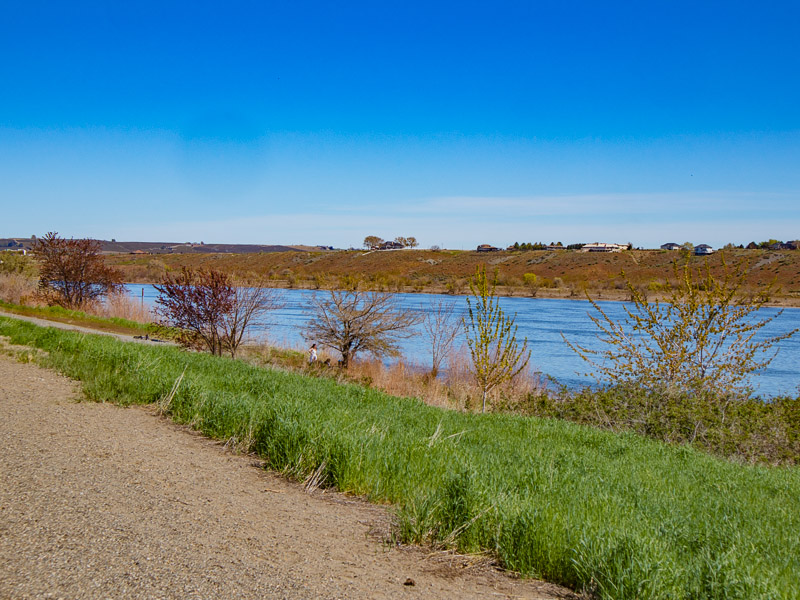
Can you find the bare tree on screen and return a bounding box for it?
[33,232,123,308]
[303,289,422,368]
[463,267,530,412]
[220,280,285,358]
[363,236,384,250]
[155,267,234,355]
[156,268,285,358]
[407,236,419,249]
[421,297,462,377]
[394,236,409,247]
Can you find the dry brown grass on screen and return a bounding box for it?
[106,248,800,306]
[0,273,38,305]
[243,340,546,413]
[96,293,154,323]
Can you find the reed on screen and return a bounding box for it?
[97,292,154,323]
[0,273,38,305]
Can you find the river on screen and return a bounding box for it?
[126,285,800,398]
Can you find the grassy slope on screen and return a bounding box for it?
[107,248,800,303]
[0,300,154,335]
[2,315,798,599]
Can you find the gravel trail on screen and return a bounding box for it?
[0,352,574,599]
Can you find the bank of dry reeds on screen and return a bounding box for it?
[242,343,545,413]
[0,273,38,305]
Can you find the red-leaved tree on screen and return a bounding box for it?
[33,232,124,308]
[155,267,235,355]
[155,267,285,357]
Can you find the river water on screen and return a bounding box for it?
[126,285,800,398]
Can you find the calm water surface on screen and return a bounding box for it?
[127,285,800,397]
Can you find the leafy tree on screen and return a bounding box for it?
[363,236,384,250]
[303,289,422,368]
[463,267,530,412]
[394,236,408,247]
[522,273,540,297]
[32,232,123,308]
[406,236,419,249]
[564,255,798,398]
[0,252,36,276]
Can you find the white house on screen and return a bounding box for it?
[581,242,628,253]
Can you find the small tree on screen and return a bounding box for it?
[33,232,123,308]
[363,236,384,250]
[155,268,284,357]
[463,267,530,412]
[421,297,462,377]
[564,255,798,397]
[155,267,234,355]
[303,289,422,368]
[220,280,285,358]
[407,236,419,249]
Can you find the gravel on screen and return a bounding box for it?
[0,352,575,599]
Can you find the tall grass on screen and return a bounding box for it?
[0,272,37,305]
[243,342,543,413]
[2,315,799,599]
[99,292,154,323]
[0,299,157,335]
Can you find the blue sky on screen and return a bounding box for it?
[1,1,798,249]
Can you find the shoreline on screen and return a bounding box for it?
[123,278,800,309]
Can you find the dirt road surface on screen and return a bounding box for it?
[0,352,575,599]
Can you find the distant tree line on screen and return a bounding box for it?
[509,241,585,250]
[363,236,419,250]
[745,239,799,250]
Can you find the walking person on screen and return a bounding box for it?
[308,343,318,364]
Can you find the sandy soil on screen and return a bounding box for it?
[0,352,577,599]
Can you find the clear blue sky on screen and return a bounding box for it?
[2,0,798,249]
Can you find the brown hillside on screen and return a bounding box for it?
[105,249,800,305]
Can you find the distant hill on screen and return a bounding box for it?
[103,247,800,306]
[0,238,325,254]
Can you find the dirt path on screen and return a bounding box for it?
[0,309,171,346]
[0,353,575,599]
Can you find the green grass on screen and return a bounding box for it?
[2,315,799,599]
[0,300,172,337]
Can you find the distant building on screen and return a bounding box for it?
[378,241,404,250]
[581,242,628,253]
[476,244,500,252]
[694,244,714,255]
[660,243,681,251]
